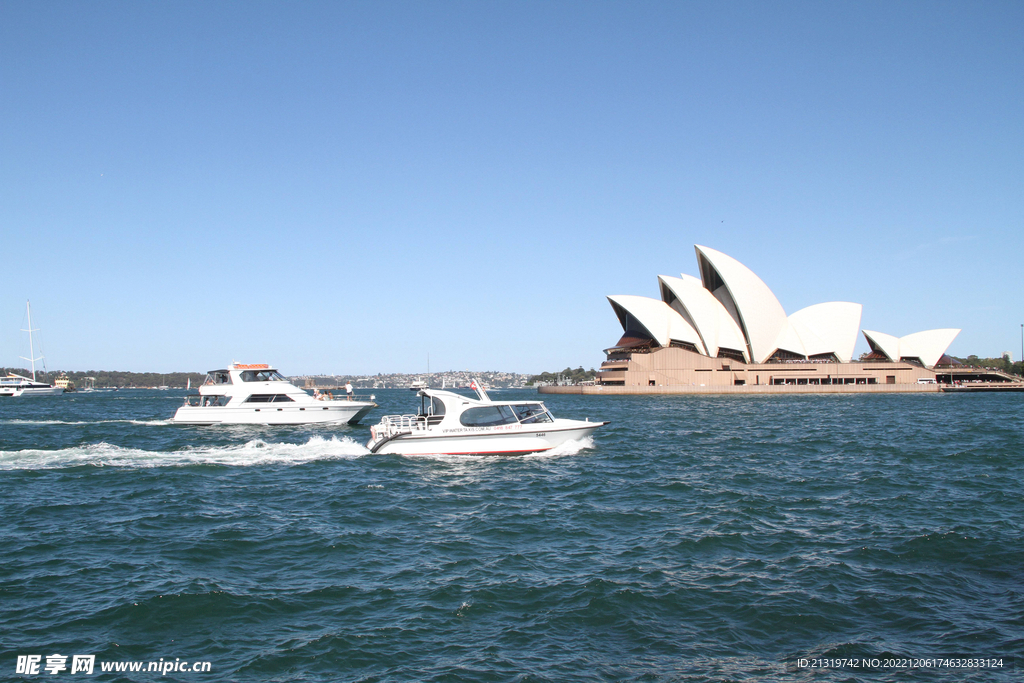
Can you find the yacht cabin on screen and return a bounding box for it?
[171,362,376,425]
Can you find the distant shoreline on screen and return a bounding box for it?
[1,368,531,390]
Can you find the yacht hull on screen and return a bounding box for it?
[369,421,605,456]
[172,401,375,425]
[1,386,64,397]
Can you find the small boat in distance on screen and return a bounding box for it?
[171,362,377,425]
[409,379,428,391]
[366,381,607,455]
[1,301,63,397]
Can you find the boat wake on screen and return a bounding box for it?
[542,435,595,457]
[0,435,370,470]
[3,418,174,426]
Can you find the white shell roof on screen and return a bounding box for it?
[899,329,961,367]
[607,295,702,348]
[862,330,901,361]
[610,246,957,367]
[789,302,863,362]
[695,245,789,363]
[658,274,749,361]
[862,328,960,367]
[771,321,808,358]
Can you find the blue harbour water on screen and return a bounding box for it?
[1,389,1022,681]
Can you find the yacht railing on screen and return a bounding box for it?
[312,392,377,402]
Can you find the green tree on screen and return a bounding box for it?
[527,366,596,385]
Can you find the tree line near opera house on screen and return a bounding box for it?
[585,245,1019,391]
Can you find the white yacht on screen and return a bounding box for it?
[171,363,377,425]
[0,373,64,397]
[2,301,64,397]
[366,383,607,455]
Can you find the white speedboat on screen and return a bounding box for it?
[366,383,607,455]
[171,362,377,425]
[0,373,64,397]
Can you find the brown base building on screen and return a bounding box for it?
[597,345,936,391]
[538,346,1021,395]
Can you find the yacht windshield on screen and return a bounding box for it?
[185,395,230,407]
[240,370,287,382]
[204,371,232,386]
[511,404,553,424]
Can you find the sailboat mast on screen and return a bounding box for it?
[20,300,41,381]
[27,301,35,380]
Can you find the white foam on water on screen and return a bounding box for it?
[536,435,596,457]
[3,419,173,426]
[4,419,99,425]
[0,435,370,470]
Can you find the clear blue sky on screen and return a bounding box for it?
[2,1,1021,374]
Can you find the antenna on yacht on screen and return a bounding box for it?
[470,377,490,402]
[20,300,43,381]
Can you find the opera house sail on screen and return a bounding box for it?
[591,245,964,392]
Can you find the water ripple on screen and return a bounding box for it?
[0,390,1021,681]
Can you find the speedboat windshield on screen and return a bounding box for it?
[460,405,518,427]
[511,403,553,424]
[456,403,555,427]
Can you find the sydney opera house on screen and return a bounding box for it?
[592,246,961,392]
